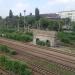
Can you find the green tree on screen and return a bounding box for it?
[29,13,32,16]
[71,22,75,31]
[9,10,13,18]
[35,8,40,20]
[0,16,2,20]
[26,15,35,28]
[20,13,22,17]
[40,18,49,30]
[19,13,24,27]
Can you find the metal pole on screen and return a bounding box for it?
[17,16,20,32]
[39,20,40,29]
[24,10,26,32]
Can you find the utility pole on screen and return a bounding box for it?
[17,16,20,32]
[39,20,40,29]
[58,21,60,32]
[24,10,26,32]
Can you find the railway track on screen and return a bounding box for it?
[12,55,56,75]
[12,51,75,75]
[0,38,75,75]
[0,38,75,68]
[1,37,75,57]
[0,67,14,75]
[0,68,9,75]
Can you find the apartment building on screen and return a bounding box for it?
[58,10,75,21]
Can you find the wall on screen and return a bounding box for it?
[32,29,57,47]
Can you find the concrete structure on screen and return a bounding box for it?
[40,13,60,20]
[32,29,57,47]
[58,10,75,21]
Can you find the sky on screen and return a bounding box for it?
[0,0,75,18]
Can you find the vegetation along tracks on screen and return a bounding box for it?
[0,37,75,57]
[0,38,75,68]
[0,38,75,75]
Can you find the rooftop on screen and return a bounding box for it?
[40,13,60,19]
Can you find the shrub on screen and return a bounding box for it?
[0,56,32,75]
[36,39,46,46]
[0,45,17,55]
[3,32,33,42]
[36,39,51,47]
[57,32,75,44]
[46,40,50,47]
[10,51,17,55]
[36,38,39,43]
[25,32,33,36]
[61,38,70,43]
[39,41,45,46]
[0,45,10,53]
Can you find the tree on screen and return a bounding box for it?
[63,18,71,25]
[71,22,75,31]
[35,8,40,20]
[9,10,13,18]
[40,18,49,30]
[19,13,24,27]
[25,15,35,28]
[0,16,4,29]
[20,13,22,17]
[0,16,2,20]
[58,20,64,31]
[29,13,32,16]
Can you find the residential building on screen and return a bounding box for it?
[58,10,75,21]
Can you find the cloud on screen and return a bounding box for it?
[0,0,75,17]
[11,1,32,15]
[47,0,75,12]
[15,2,29,11]
[48,0,75,5]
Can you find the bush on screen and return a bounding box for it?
[39,41,45,46]
[10,51,17,55]
[57,32,75,44]
[46,40,50,47]
[0,29,15,33]
[61,38,70,43]
[25,32,33,36]
[0,45,10,53]
[36,39,46,46]
[36,38,39,43]
[0,45,17,55]
[4,32,33,42]
[36,39,51,47]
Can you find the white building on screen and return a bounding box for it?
[58,10,75,21]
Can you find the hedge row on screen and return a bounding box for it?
[0,32,33,42]
[0,56,32,75]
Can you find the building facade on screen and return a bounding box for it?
[58,10,75,21]
[40,13,60,20]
